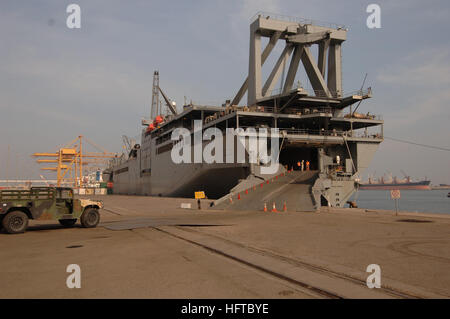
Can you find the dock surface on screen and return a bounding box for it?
[0,195,449,298]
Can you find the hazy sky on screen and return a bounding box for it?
[0,0,449,184]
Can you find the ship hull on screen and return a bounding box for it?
[105,105,383,208]
[107,144,251,199]
[359,181,431,190]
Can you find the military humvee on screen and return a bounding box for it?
[0,187,103,234]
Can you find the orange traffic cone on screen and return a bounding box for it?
[263,203,267,212]
[271,202,278,213]
[245,189,249,195]
[283,201,287,212]
[238,193,241,200]
[260,183,263,188]
[266,180,269,184]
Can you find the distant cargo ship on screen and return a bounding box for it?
[359,175,431,190]
[431,184,450,190]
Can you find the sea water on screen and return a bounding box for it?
[348,190,450,214]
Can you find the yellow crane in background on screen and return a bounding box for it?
[32,135,117,187]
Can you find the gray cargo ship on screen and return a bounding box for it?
[104,13,384,210]
[359,175,431,190]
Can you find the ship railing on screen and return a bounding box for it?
[265,86,304,97]
[238,127,384,140]
[203,105,277,125]
[200,102,378,124]
[233,105,276,113]
[336,113,383,121]
[349,131,383,139]
[238,127,343,137]
[265,86,340,99]
[244,105,276,113]
[344,87,372,97]
[251,11,346,30]
[236,105,332,115]
[282,106,333,115]
[266,86,371,100]
[279,128,344,137]
[315,90,339,98]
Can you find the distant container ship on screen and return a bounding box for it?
[359,174,431,190]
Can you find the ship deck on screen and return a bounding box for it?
[150,104,384,145]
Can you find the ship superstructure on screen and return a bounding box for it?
[105,13,384,210]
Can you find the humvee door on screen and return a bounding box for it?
[55,188,74,216]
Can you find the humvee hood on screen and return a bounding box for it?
[79,199,103,209]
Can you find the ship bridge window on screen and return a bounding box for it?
[156,133,172,145]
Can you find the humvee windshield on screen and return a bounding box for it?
[57,188,73,199]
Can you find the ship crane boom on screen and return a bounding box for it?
[159,87,177,115]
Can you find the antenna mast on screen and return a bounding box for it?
[151,71,160,119]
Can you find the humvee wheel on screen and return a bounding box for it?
[2,211,29,234]
[59,219,77,227]
[80,208,100,228]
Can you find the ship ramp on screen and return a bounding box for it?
[212,170,318,212]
